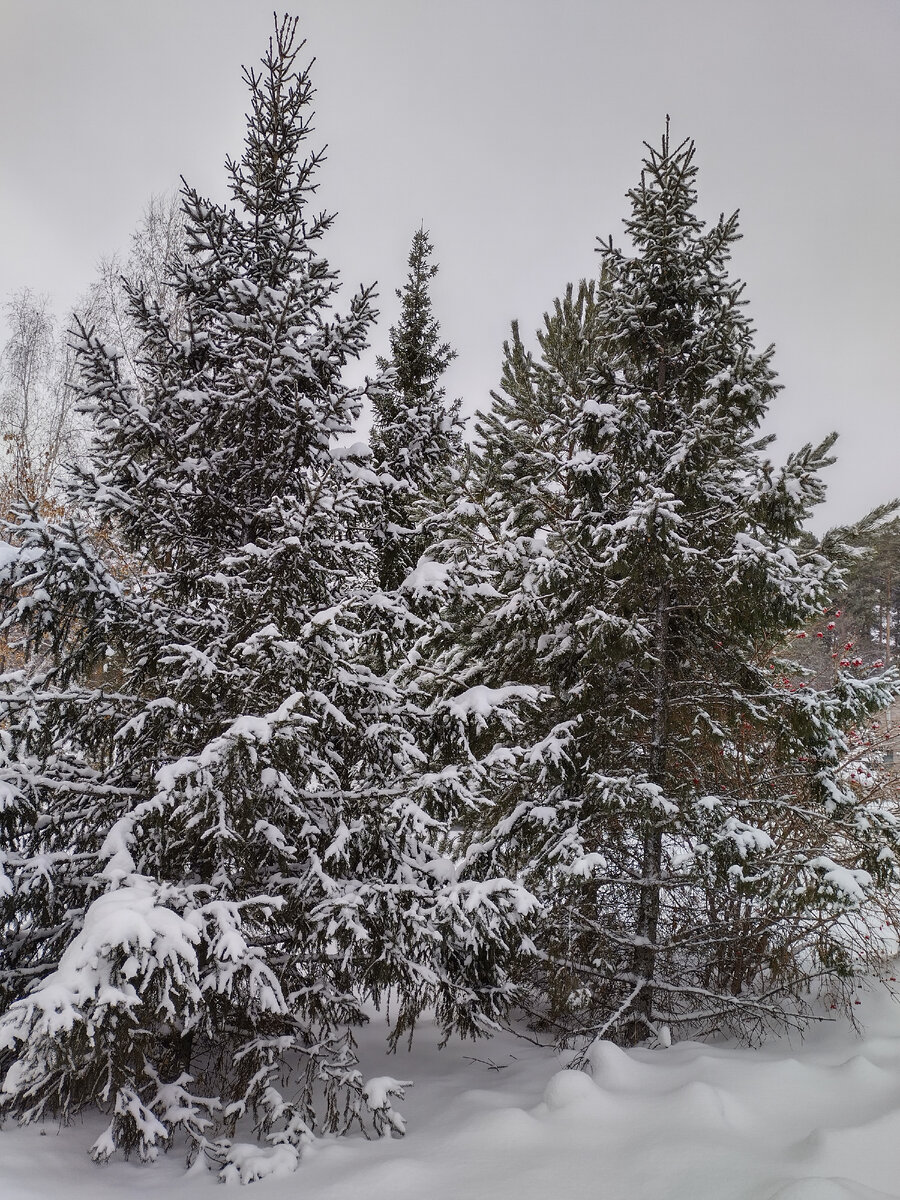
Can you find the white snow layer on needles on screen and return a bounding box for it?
[0,880,200,1051]
[399,556,451,596]
[6,980,900,1197]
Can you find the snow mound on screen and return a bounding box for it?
[6,985,900,1198]
[586,1036,651,1089]
[542,1069,597,1111]
[219,1143,300,1185]
[766,1179,897,1200]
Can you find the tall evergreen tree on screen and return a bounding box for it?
[840,522,900,661]
[371,227,461,593]
[0,20,531,1178]
[421,129,900,1047]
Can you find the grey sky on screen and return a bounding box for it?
[1,0,898,531]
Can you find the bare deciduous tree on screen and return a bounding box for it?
[81,191,186,383]
[0,289,83,515]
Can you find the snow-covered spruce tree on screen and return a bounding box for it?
[420,129,900,1047]
[371,227,462,595]
[0,19,533,1179]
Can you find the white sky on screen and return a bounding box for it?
[1,0,898,531]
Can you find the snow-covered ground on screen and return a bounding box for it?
[5,978,900,1199]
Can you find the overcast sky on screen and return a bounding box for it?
[1,0,898,530]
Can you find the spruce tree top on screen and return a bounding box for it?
[377,227,456,409]
[73,15,377,573]
[371,226,461,591]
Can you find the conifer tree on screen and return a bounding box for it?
[0,19,531,1178]
[372,227,461,593]
[840,522,900,661]
[422,129,900,1047]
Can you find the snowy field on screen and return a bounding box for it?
[5,978,900,1200]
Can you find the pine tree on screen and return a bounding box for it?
[423,128,900,1048]
[839,522,900,661]
[0,19,531,1178]
[371,227,461,594]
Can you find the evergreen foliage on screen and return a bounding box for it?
[371,227,461,593]
[420,128,900,1047]
[840,522,900,661]
[2,16,900,1178]
[0,19,532,1177]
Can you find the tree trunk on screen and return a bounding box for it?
[627,579,669,1043]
